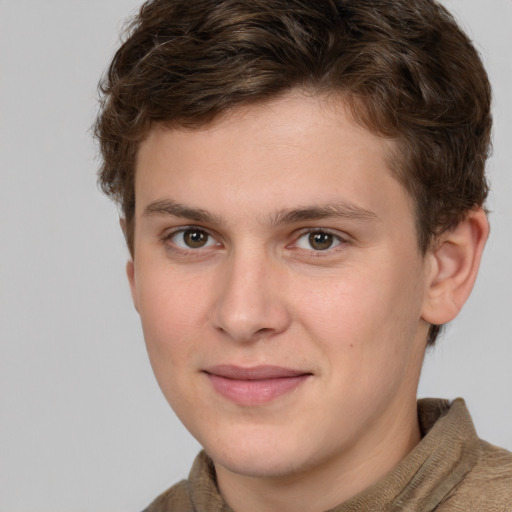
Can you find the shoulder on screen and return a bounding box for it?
[141,479,193,512]
[437,439,512,511]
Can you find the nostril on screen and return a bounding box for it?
[255,327,273,335]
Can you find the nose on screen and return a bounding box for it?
[210,248,291,343]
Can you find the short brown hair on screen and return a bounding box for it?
[95,0,492,344]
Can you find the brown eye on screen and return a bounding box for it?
[168,228,216,250]
[165,227,219,253]
[182,229,209,248]
[308,232,334,250]
[294,230,343,252]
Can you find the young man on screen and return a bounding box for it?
[95,0,512,510]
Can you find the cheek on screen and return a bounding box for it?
[293,259,425,353]
[135,267,207,376]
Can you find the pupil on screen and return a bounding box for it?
[309,232,333,250]
[184,229,207,248]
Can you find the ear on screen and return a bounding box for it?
[421,207,489,326]
[120,218,140,313]
[126,259,139,313]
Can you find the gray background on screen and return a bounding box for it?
[0,0,510,510]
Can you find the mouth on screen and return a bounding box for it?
[203,365,312,406]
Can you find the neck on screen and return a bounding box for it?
[215,396,421,512]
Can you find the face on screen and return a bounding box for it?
[129,92,432,483]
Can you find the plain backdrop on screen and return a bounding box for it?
[0,0,511,511]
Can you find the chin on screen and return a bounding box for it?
[202,429,319,480]
[214,451,305,479]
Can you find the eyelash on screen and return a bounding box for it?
[292,229,347,253]
[161,227,220,253]
[160,226,348,255]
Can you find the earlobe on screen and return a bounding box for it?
[421,208,489,326]
[126,260,139,313]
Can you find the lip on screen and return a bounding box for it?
[204,365,312,405]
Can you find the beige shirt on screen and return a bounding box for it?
[143,398,512,511]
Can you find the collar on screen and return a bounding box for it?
[186,398,481,512]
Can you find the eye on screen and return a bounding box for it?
[167,228,218,250]
[294,230,343,251]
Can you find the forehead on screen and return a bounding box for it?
[134,91,411,226]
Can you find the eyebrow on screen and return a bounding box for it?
[143,198,377,226]
[269,201,378,226]
[143,199,225,225]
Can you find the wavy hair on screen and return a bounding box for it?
[95,0,492,344]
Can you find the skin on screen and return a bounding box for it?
[127,91,489,512]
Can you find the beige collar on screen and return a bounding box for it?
[187,399,480,512]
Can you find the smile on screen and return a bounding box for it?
[204,365,312,406]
